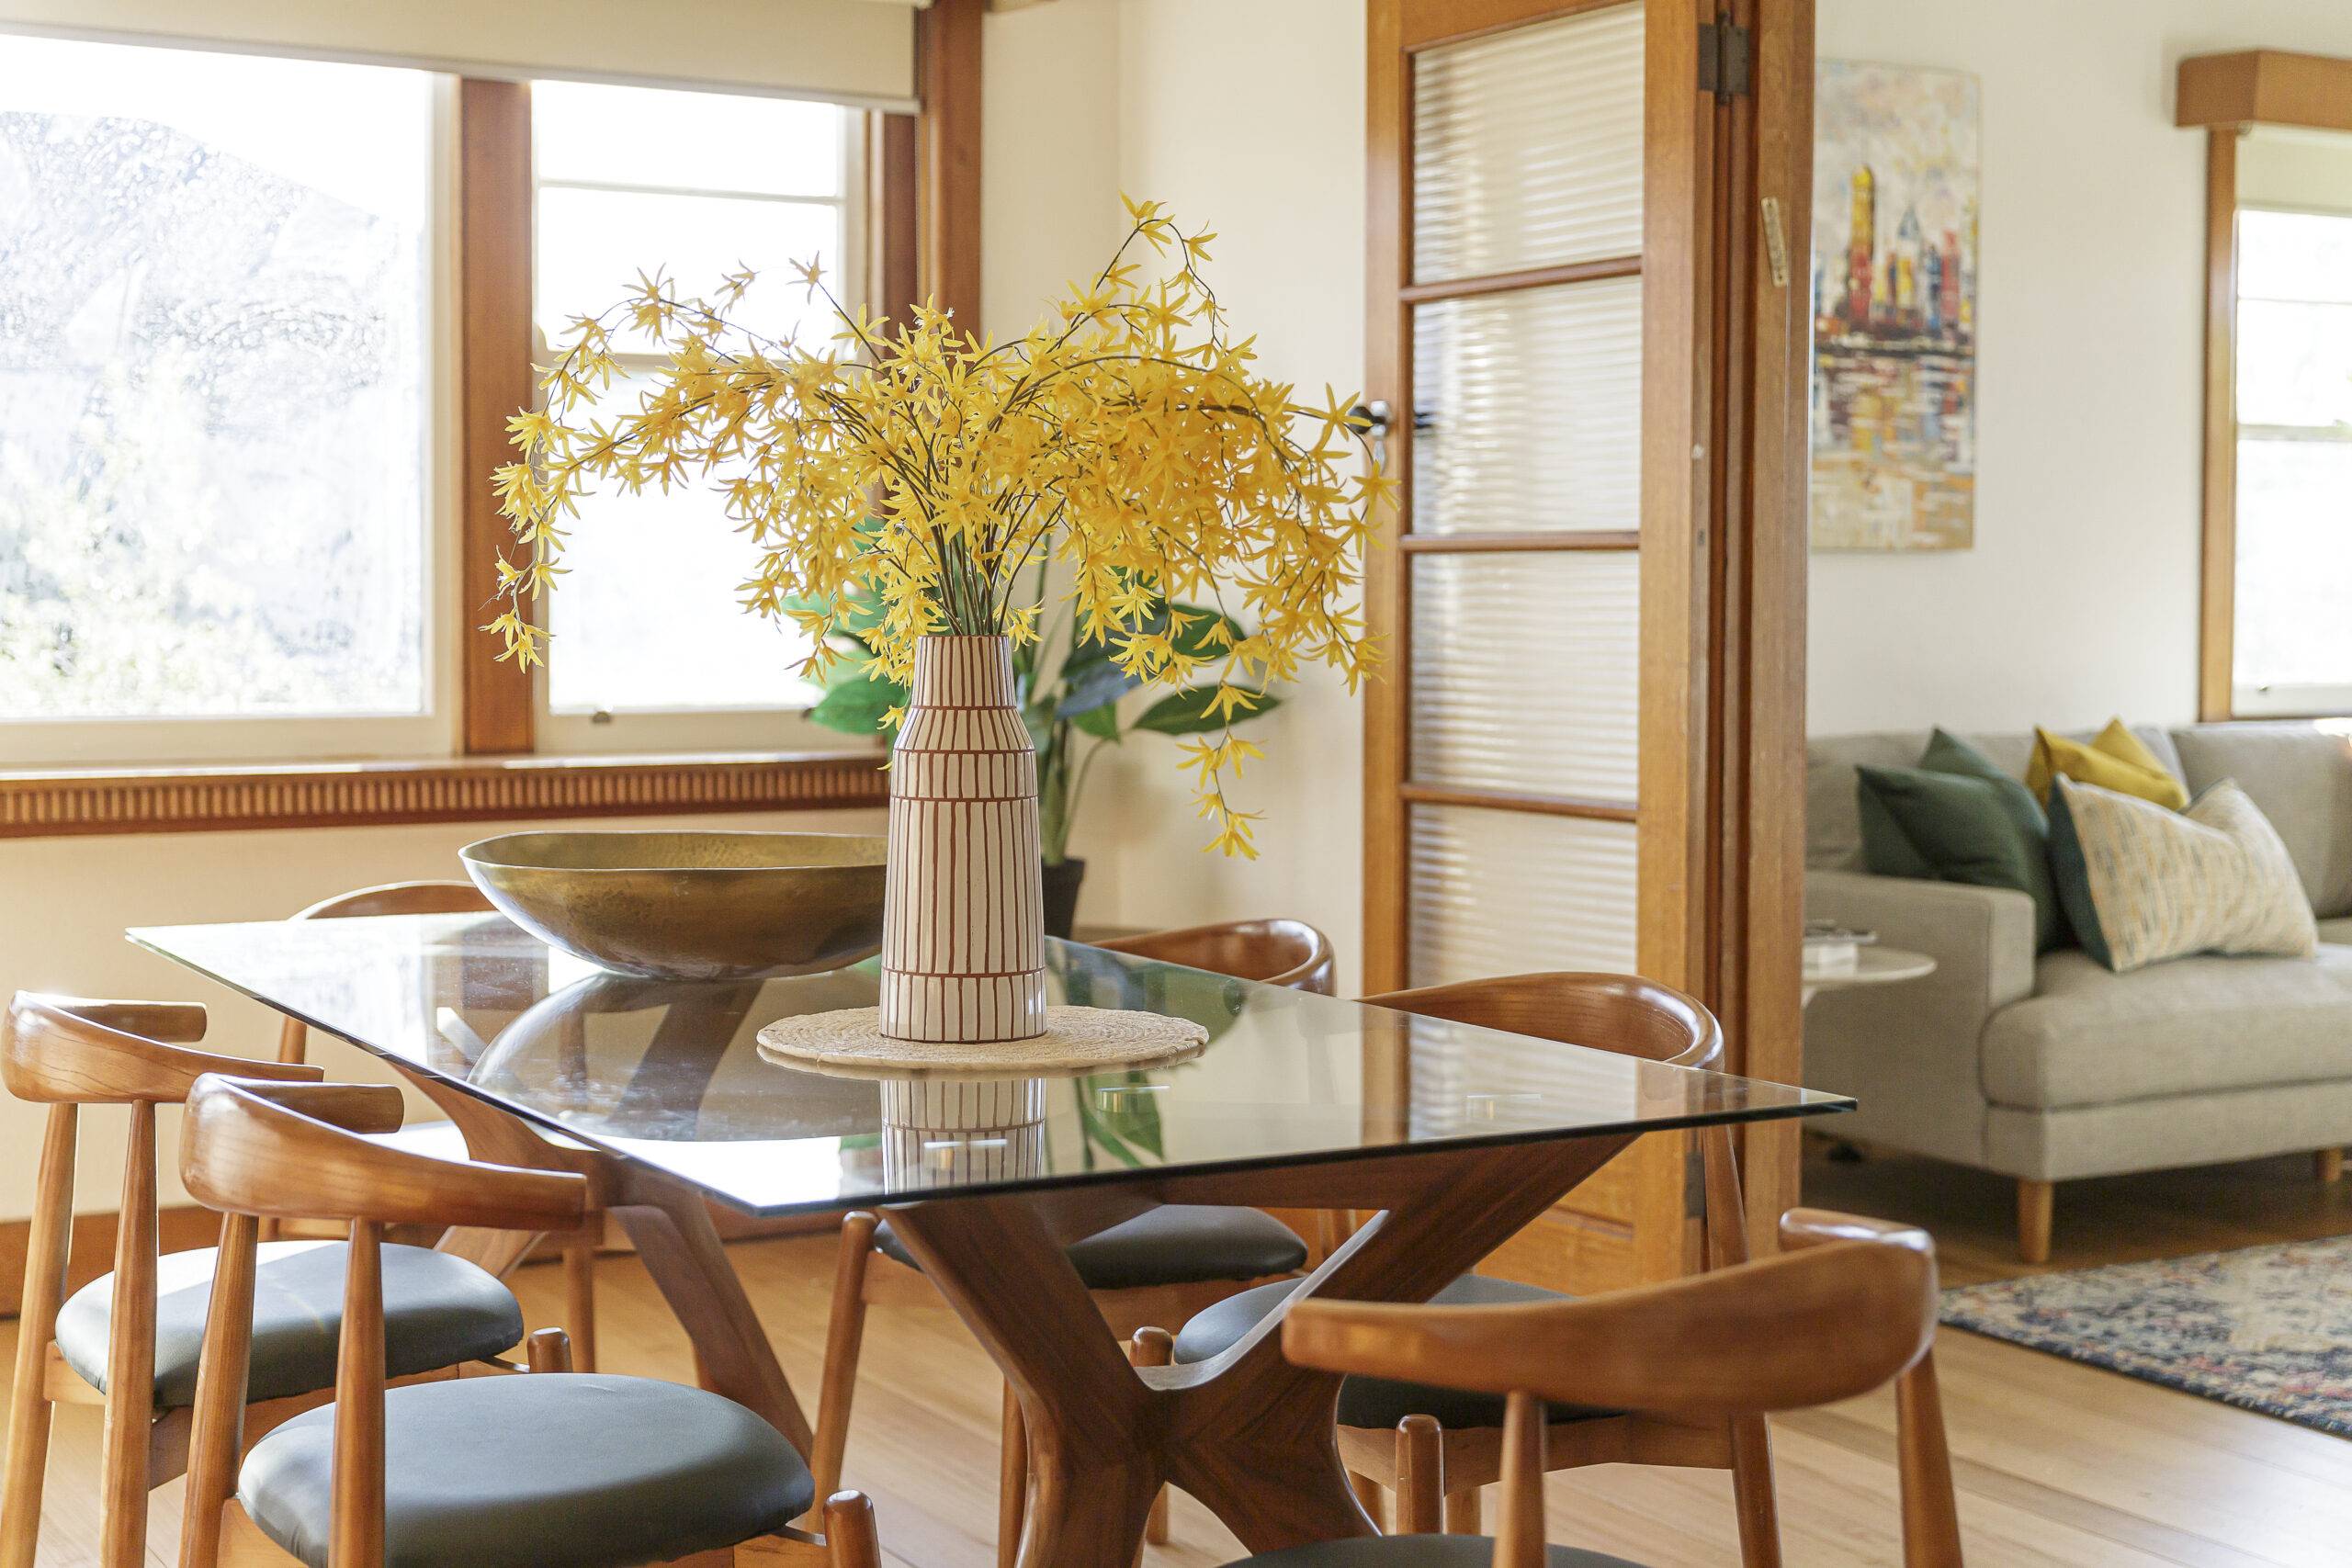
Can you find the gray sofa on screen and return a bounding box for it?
[1804,720,2352,1260]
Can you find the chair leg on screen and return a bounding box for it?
[6,1106,74,1568]
[1348,1472,1385,1534]
[997,1382,1027,1568]
[563,1237,599,1373]
[2016,1179,2054,1265]
[806,1214,876,1529]
[1442,1488,1482,1535]
[1128,1329,1172,1546]
[1728,1413,1783,1567]
[823,1492,884,1568]
[2318,1147,2344,1184]
[1393,1415,1444,1535]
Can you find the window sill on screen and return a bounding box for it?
[0,749,888,840]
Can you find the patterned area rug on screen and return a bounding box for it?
[1940,1236,2352,1438]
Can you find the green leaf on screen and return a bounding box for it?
[1057,645,1142,717]
[806,669,906,735]
[1133,686,1282,736]
[1069,702,1123,741]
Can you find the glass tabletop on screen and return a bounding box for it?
[132,916,1851,1215]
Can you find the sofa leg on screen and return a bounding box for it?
[2017,1179,2053,1264]
[2319,1148,2345,1184]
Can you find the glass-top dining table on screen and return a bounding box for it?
[133,914,1851,1567]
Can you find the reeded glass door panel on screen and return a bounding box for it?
[1409,553,1637,801]
[1411,277,1642,535]
[1407,805,1638,987]
[1411,2,1645,284]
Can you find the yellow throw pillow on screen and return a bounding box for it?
[2025,719,2188,810]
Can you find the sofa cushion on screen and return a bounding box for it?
[1856,757,2064,951]
[2170,723,2352,919]
[1981,945,2352,1110]
[2322,916,2352,947]
[1808,727,2184,871]
[2048,778,2316,972]
[2026,719,2189,809]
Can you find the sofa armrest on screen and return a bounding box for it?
[1801,870,2039,1167]
[1807,870,2037,1019]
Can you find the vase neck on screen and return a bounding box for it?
[909,634,1017,706]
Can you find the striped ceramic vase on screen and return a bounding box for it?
[878,635,1049,1042]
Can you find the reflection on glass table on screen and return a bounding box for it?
[131,917,1849,1217]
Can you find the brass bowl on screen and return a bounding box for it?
[459,830,888,982]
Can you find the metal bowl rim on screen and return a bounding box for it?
[458,829,889,874]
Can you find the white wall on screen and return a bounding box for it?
[1806,0,2352,737]
[977,0,1373,981]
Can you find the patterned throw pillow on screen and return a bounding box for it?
[2047,776,2317,973]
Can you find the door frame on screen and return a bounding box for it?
[1361,0,1814,1265]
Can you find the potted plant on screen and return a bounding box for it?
[490,199,1385,1041]
[794,573,1283,937]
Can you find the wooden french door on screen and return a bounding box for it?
[1363,0,1814,1291]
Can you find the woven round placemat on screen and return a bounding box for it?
[755,1004,1208,1077]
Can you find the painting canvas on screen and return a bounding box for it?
[1811,62,1979,551]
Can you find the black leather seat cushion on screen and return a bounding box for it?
[240,1372,813,1568]
[56,1241,523,1409]
[876,1203,1307,1291]
[1174,1274,1623,1431]
[1227,1536,1642,1566]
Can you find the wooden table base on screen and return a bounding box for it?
[884,1136,1633,1568]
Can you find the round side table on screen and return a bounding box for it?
[1801,945,1935,1007]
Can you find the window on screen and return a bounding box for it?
[2231,206,2352,717]
[0,33,447,763]
[529,81,859,753]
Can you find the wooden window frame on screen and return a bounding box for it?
[2180,51,2352,722]
[0,9,986,838]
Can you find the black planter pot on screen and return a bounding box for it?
[1041,856,1087,940]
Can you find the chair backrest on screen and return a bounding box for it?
[1283,1210,1962,1568]
[1359,971,1721,1070]
[276,881,495,1067]
[1094,918,1337,995]
[1,994,326,1538]
[1362,973,1743,1268]
[177,1074,588,1565]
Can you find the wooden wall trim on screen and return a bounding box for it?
[1360,0,1413,994]
[2199,128,2240,723]
[870,110,921,321]
[1726,0,1815,1259]
[457,79,540,757]
[2177,50,2352,134]
[915,0,984,329]
[0,751,886,840]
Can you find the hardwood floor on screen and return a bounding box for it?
[4,1194,2348,1567]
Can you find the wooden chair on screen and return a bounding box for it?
[1093,918,1337,994]
[174,1072,884,1568]
[267,879,611,1369]
[0,996,529,1568]
[810,918,1339,1568]
[1219,1209,1962,1567]
[1167,973,1781,1562]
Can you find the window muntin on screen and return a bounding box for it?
[2233,207,2352,716]
[0,33,445,761]
[527,82,855,748]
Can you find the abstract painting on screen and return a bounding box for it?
[1811,61,1979,551]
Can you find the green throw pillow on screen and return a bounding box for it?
[1855,729,2065,950]
[2048,776,2316,973]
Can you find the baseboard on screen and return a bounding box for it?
[0,1205,222,1319]
[0,1202,841,1319]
